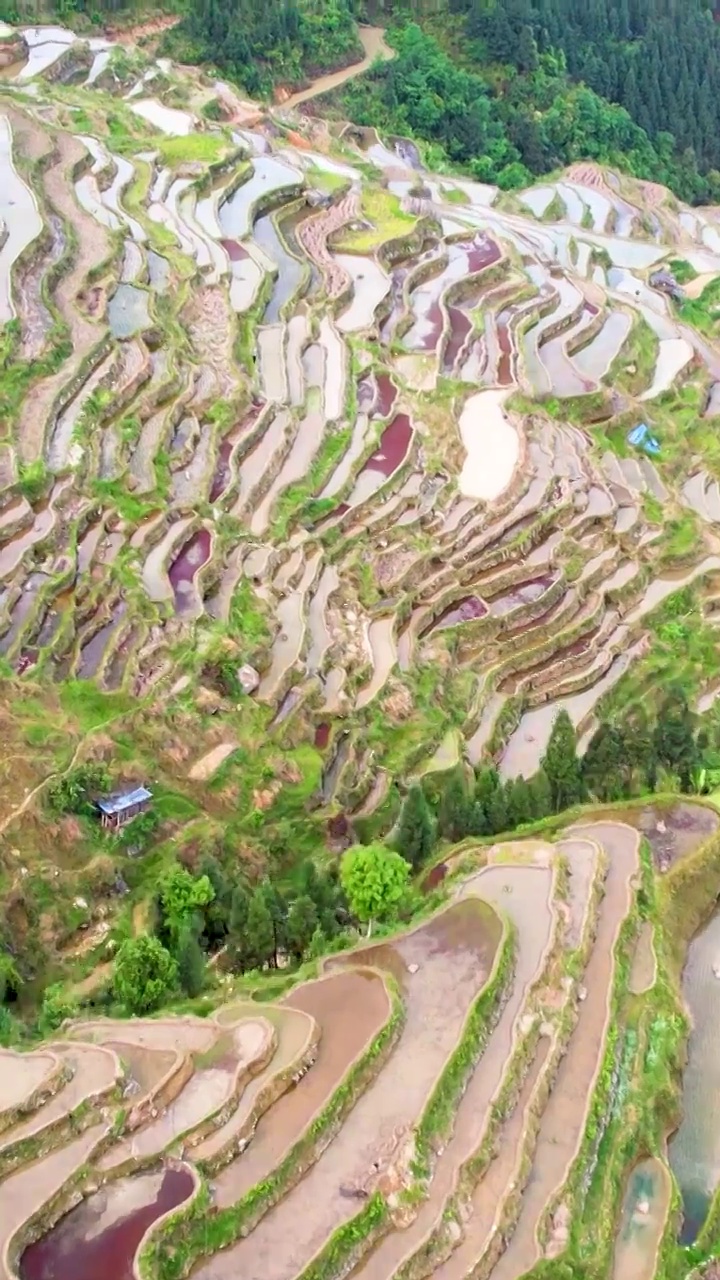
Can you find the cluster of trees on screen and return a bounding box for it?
[392,690,705,874]
[394,761,555,869]
[0,0,128,18]
[338,20,720,201]
[467,0,720,200]
[163,0,361,97]
[112,855,347,1015]
[47,762,111,816]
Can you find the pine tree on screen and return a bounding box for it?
[528,769,552,819]
[487,784,508,835]
[176,927,206,998]
[438,767,470,842]
[198,853,230,948]
[395,783,435,868]
[541,710,585,812]
[475,766,501,810]
[243,890,275,971]
[466,800,489,837]
[286,895,319,961]
[506,777,533,828]
[517,24,539,72]
[261,883,288,966]
[582,722,626,802]
[227,885,250,971]
[653,692,697,783]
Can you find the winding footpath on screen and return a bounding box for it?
[280,27,392,110]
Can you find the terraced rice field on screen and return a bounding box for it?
[2,24,720,777]
[2,807,717,1280]
[4,27,720,1280]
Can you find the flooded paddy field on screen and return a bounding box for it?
[670,907,720,1241]
[19,1165,195,1280]
[3,37,720,1280]
[192,901,502,1280]
[0,55,716,750]
[1,801,718,1280]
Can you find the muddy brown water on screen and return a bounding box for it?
[169,530,212,614]
[352,867,554,1280]
[101,1021,272,1172]
[105,1043,176,1100]
[431,596,487,630]
[489,823,639,1280]
[443,306,473,373]
[372,374,397,420]
[618,802,718,873]
[77,604,126,679]
[211,970,389,1207]
[19,1166,194,1280]
[194,902,501,1280]
[209,404,263,502]
[432,1038,552,1280]
[2,1123,108,1277]
[195,1004,313,1165]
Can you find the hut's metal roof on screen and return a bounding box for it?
[97,786,152,816]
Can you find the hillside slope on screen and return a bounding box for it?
[3,26,720,1280]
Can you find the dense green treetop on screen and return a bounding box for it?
[340,842,410,927]
[113,935,178,1016]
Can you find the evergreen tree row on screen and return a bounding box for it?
[393,689,702,870]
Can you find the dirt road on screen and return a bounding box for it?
[281,26,392,111]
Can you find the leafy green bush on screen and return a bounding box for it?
[47,762,112,816]
[113,935,177,1015]
[38,983,78,1036]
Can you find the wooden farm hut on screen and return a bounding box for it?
[97,786,152,831]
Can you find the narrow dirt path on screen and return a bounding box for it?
[281,27,392,110]
[0,704,136,838]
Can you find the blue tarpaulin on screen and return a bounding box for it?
[627,423,661,456]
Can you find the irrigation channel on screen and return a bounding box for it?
[2,804,720,1280]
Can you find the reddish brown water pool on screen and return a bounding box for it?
[364,413,412,478]
[496,311,513,385]
[19,1166,194,1280]
[220,239,248,263]
[209,403,264,502]
[489,576,555,617]
[432,595,487,630]
[168,530,212,613]
[444,306,473,373]
[212,969,389,1207]
[421,861,448,892]
[371,374,398,421]
[314,722,330,749]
